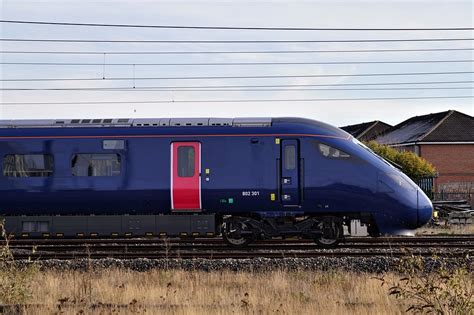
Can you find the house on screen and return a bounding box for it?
[340,120,392,142]
[375,110,474,190]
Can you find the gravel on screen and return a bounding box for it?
[13,256,473,273]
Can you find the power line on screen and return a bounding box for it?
[1,95,472,106]
[1,20,473,31]
[1,48,474,55]
[1,37,474,43]
[2,80,473,91]
[2,59,473,66]
[2,87,472,92]
[1,71,473,82]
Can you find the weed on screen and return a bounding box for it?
[0,221,37,306]
[378,255,473,314]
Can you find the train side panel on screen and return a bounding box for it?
[0,134,282,215]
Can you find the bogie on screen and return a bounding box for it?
[220,215,345,247]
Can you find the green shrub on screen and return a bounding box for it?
[365,141,436,179]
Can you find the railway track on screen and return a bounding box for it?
[6,243,474,252]
[5,236,472,260]
[10,250,472,260]
[3,235,473,246]
[6,239,474,252]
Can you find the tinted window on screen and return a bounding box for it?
[284,145,296,170]
[177,146,195,177]
[3,154,54,177]
[319,143,350,158]
[72,154,121,176]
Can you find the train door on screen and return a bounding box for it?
[280,139,301,206]
[170,142,202,211]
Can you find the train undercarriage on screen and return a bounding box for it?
[0,213,375,247]
[220,214,377,247]
[221,215,345,247]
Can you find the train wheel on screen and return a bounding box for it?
[222,218,254,247]
[314,217,343,248]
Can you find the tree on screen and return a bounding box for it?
[365,141,436,179]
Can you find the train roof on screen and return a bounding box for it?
[0,117,351,139]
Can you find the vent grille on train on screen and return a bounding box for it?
[0,118,272,128]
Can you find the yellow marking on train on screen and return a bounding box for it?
[275,138,280,144]
[270,193,276,201]
[205,168,210,174]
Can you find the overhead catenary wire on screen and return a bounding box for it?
[1,71,473,82]
[1,48,474,55]
[1,95,472,106]
[2,20,472,109]
[2,80,474,91]
[2,37,474,43]
[2,87,472,92]
[2,59,474,66]
[1,20,473,31]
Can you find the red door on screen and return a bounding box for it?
[171,142,201,211]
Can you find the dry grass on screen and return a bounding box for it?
[416,224,474,235]
[6,269,408,314]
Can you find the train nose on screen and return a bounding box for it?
[417,189,433,227]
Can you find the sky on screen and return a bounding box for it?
[0,0,472,127]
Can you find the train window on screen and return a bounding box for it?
[318,144,350,158]
[103,140,125,150]
[177,146,195,177]
[3,154,54,177]
[284,145,296,170]
[71,154,121,176]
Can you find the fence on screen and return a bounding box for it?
[415,177,434,199]
[414,177,473,206]
[436,182,474,208]
[433,192,473,204]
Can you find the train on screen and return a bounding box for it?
[0,117,433,246]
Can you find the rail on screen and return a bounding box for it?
[4,236,472,260]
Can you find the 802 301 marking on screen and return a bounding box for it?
[242,191,260,197]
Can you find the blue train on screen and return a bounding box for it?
[0,117,432,246]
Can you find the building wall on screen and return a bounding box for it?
[396,145,416,153]
[419,144,474,188]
